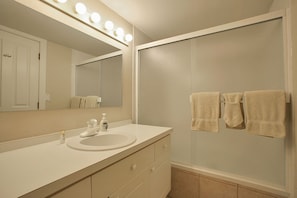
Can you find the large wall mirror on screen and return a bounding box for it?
[0,0,123,111]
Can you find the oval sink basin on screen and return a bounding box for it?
[67,133,136,151]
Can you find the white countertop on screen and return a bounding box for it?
[0,124,172,198]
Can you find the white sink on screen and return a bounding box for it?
[67,133,136,151]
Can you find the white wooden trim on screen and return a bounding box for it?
[136,10,285,50]
[76,50,122,66]
[284,7,295,198]
[0,25,47,110]
[38,40,47,110]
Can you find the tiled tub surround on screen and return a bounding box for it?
[168,166,288,198]
[0,124,172,198]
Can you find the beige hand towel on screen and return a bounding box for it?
[70,96,82,109]
[191,92,220,132]
[244,90,286,138]
[223,92,245,129]
[85,96,99,108]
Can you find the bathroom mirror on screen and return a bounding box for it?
[0,0,123,111]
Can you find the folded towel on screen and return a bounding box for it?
[223,92,245,129]
[85,96,99,108]
[244,90,286,138]
[70,96,82,109]
[191,92,220,132]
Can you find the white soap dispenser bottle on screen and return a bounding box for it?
[99,113,108,132]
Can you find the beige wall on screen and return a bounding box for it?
[46,41,72,110]
[0,0,134,142]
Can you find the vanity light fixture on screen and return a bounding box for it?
[125,34,133,42]
[104,20,114,31]
[75,2,87,15]
[44,0,133,45]
[90,12,101,23]
[54,0,67,3]
[115,27,124,38]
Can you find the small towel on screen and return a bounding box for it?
[191,92,220,132]
[223,92,245,129]
[85,96,99,108]
[80,97,86,108]
[70,96,82,109]
[244,90,286,138]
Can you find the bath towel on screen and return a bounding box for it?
[223,92,245,129]
[70,96,82,109]
[244,90,286,138]
[85,96,99,108]
[191,92,220,132]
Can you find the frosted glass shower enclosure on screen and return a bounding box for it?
[136,11,290,189]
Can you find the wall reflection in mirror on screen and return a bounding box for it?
[0,0,123,112]
[73,52,122,108]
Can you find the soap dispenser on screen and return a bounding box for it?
[99,113,108,132]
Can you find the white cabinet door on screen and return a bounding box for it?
[150,136,171,198]
[0,30,39,111]
[150,162,171,198]
[111,170,150,198]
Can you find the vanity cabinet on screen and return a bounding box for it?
[92,135,171,198]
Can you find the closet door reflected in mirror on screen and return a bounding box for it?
[0,30,40,111]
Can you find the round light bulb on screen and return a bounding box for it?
[104,20,114,31]
[55,0,67,3]
[115,27,124,38]
[125,34,133,42]
[75,2,87,15]
[90,12,101,23]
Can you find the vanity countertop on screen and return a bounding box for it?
[0,124,172,198]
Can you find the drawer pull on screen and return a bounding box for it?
[131,164,137,171]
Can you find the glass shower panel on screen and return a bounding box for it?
[138,40,193,164]
[190,18,285,187]
[138,17,286,187]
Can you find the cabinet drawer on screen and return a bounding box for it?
[92,144,154,198]
[155,135,170,165]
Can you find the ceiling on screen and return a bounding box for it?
[100,0,274,41]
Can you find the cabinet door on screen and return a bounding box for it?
[150,162,171,198]
[111,170,150,198]
[49,177,91,198]
[150,135,171,198]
